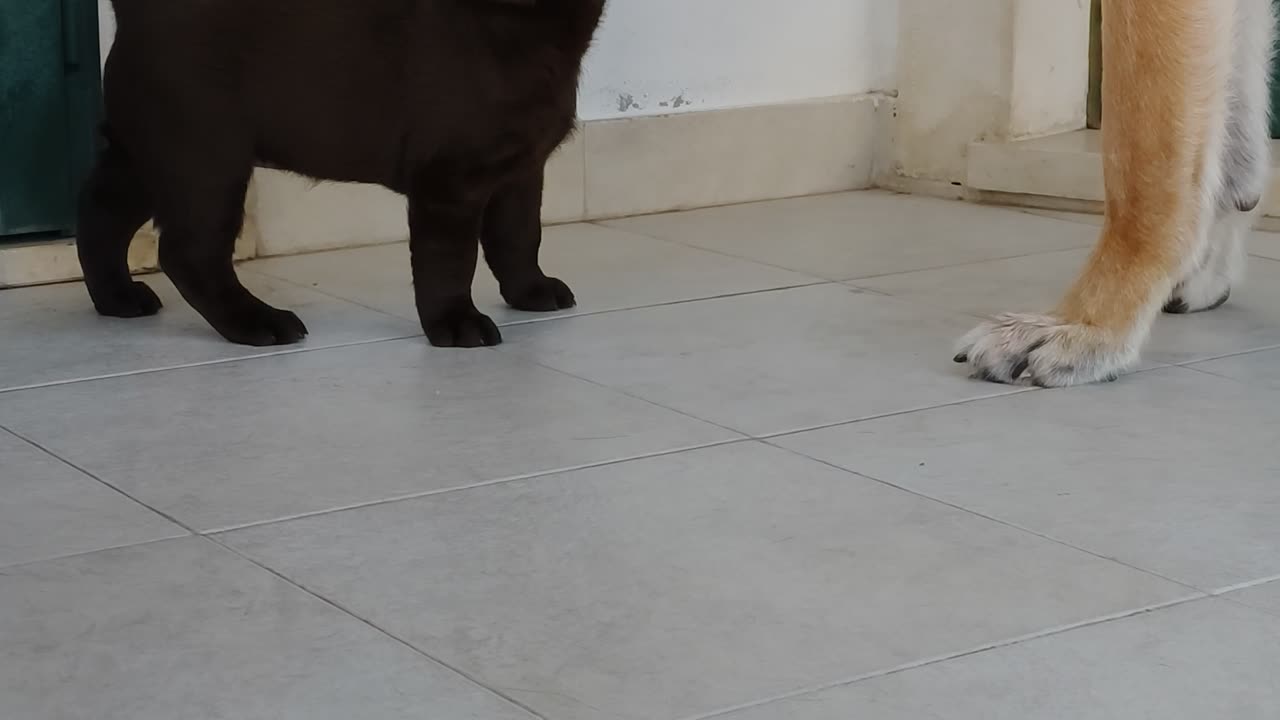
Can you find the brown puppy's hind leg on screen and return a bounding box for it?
[154,167,308,347]
[77,139,162,318]
[957,0,1238,386]
[481,169,576,313]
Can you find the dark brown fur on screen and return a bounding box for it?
[80,0,605,347]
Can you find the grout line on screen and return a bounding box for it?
[496,281,835,329]
[0,533,188,574]
[583,187,874,225]
[591,202,1095,288]
[207,437,751,535]
[0,425,198,534]
[840,245,1092,285]
[203,536,551,720]
[756,360,1177,443]
[1207,572,1280,597]
[587,185,1092,228]
[239,263,423,323]
[756,387,1040,441]
[1177,364,1245,383]
[582,220,837,283]
[1013,208,1103,227]
[492,346,755,437]
[0,333,422,396]
[763,440,1205,595]
[1175,344,1280,373]
[683,594,1207,720]
[0,282,836,397]
[1216,577,1280,621]
[245,219,836,323]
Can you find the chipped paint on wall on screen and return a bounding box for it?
[578,0,897,120]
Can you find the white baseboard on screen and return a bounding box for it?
[250,93,889,257]
[0,93,888,287]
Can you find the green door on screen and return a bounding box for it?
[1271,0,1280,138]
[0,0,102,240]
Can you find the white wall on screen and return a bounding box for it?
[579,0,897,120]
[889,0,1089,185]
[98,1,898,119]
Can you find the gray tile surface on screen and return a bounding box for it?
[776,368,1280,590]
[0,340,734,531]
[247,223,819,325]
[0,537,538,720]
[0,271,416,392]
[502,284,1019,436]
[0,430,185,568]
[1251,230,1280,260]
[222,443,1189,720]
[1189,347,1280,388]
[604,191,1096,280]
[2,191,1274,720]
[720,598,1280,720]
[1228,580,1280,618]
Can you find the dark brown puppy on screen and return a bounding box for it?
[79,0,605,347]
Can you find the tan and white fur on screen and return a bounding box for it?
[956,0,1276,386]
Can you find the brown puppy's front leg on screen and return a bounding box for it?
[956,0,1233,386]
[481,169,576,313]
[409,193,501,348]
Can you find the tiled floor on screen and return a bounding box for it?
[3,190,1280,719]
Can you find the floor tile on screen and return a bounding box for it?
[719,598,1280,720]
[1189,347,1280,388]
[246,223,816,326]
[853,248,1086,318]
[1017,208,1104,227]
[776,367,1280,590]
[221,442,1188,720]
[1227,580,1280,618]
[0,340,734,531]
[602,191,1096,281]
[1251,229,1280,260]
[0,430,184,569]
[0,537,536,720]
[857,250,1280,366]
[0,272,416,392]
[501,284,1018,437]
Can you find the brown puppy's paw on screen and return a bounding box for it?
[954,313,1136,387]
[503,276,576,313]
[214,303,308,347]
[424,303,502,348]
[92,281,163,318]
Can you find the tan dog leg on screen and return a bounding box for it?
[1167,0,1275,314]
[956,0,1273,386]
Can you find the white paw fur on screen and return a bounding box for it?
[955,313,1141,387]
[1165,214,1247,313]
